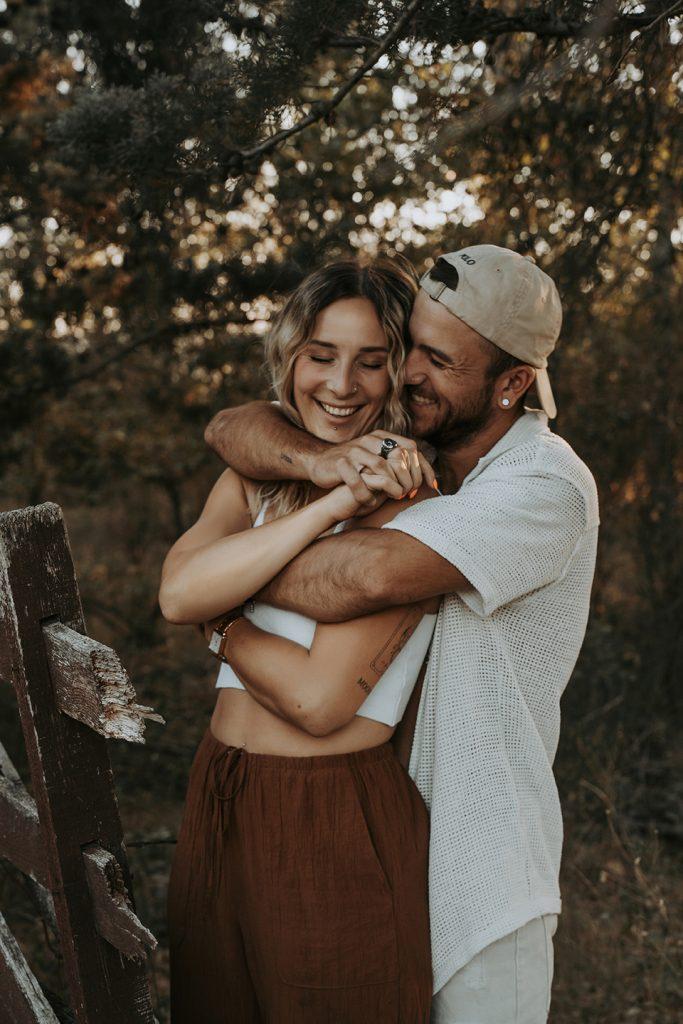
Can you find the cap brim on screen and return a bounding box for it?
[535,368,557,419]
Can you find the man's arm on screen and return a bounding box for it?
[205,401,325,482]
[204,401,437,501]
[258,469,589,624]
[260,528,471,622]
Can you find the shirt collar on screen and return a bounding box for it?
[462,409,549,486]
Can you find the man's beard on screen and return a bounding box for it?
[420,377,496,451]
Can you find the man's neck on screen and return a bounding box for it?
[437,409,524,493]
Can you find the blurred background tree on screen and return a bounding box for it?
[1,1,681,1020]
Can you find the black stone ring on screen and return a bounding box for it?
[379,438,399,460]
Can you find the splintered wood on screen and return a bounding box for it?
[82,844,157,958]
[43,621,164,742]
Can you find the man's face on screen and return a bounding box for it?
[405,289,496,448]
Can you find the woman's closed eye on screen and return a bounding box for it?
[308,355,386,370]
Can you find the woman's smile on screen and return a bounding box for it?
[307,392,374,439]
[315,399,364,419]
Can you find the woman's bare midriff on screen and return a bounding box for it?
[210,687,395,756]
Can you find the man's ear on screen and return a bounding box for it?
[497,365,536,410]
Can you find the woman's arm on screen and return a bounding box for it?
[159,468,341,624]
[222,486,439,736]
[224,600,433,737]
[159,466,408,625]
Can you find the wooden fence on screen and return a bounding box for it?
[0,503,165,1023]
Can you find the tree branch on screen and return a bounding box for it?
[324,33,380,49]
[428,0,662,150]
[606,0,683,83]
[463,7,681,40]
[210,0,678,178]
[237,0,425,165]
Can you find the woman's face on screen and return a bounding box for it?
[292,296,392,443]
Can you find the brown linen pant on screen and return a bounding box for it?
[168,728,432,1023]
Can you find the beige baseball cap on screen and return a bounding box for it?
[420,244,561,419]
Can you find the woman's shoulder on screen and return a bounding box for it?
[202,468,255,525]
[208,466,250,502]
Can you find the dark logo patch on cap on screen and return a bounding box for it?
[430,258,460,291]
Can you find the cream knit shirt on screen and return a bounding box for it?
[384,411,599,994]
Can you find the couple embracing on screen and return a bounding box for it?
[159,244,599,1024]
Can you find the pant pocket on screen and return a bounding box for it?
[462,949,486,991]
[276,881,398,989]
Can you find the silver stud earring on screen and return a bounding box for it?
[501,397,510,407]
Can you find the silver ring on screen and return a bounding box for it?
[379,438,399,460]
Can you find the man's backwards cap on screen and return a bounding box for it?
[420,244,562,419]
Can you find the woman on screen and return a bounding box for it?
[159,257,439,1023]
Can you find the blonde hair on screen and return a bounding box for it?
[251,256,418,521]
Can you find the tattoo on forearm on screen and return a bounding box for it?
[370,608,424,676]
[280,453,293,465]
[355,676,372,695]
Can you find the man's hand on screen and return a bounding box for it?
[307,430,438,508]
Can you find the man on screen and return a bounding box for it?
[204,245,599,1023]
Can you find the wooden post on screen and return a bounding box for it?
[0,503,157,1023]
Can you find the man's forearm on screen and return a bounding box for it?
[260,531,395,621]
[204,401,327,480]
[260,526,470,621]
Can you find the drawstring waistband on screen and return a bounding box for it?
[205,746,247,901]
[211,746,247,836]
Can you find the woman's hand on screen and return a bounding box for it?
[307,430,437,507]
[322,472,403,522]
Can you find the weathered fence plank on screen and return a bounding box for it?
[0,503,157,1023]
[0,743,59,952]
[0,746,49,886]
[0,911,60,1024]
[43,622,164,742]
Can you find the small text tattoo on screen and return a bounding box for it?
[370,607,424,676]
[355,676,372,695]
[280,453,293,465]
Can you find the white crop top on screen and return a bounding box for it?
[216,505,437,728]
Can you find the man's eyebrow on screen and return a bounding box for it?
[416,342,454,364]
[308,338,389,354]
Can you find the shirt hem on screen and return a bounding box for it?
[432,896,562,995]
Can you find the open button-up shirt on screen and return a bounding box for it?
[384,411,599,993]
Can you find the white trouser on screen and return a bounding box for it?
[431,914,558,1024]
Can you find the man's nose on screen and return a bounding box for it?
[405,350,426,385]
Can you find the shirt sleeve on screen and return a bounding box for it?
[383,471,588,617]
